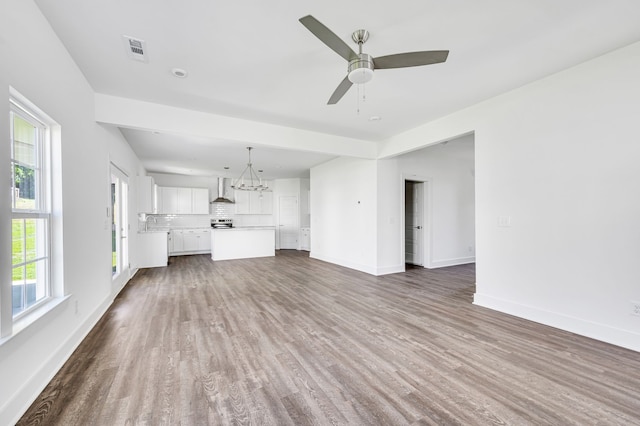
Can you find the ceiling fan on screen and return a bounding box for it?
[299,15,449,105]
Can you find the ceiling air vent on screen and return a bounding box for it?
[123,35,148,62]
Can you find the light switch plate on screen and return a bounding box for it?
[498,216,511,227]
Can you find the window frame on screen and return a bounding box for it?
[9,96,53,321]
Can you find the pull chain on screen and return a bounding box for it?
[356,83,367,115]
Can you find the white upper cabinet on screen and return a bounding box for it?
[234,191,251,214]
[191,188,210,214]
[158,187,178,214]
[255,191,273,214]
[176,187,192,214]
[136,176,156,214]
[234,190,273,215]
[157,186,209,215]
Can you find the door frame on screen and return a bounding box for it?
[110,162,130,294]
[400,174,432,270]
[405,180,424,266]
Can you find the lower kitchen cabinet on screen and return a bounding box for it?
[138,231,169,268]
[300,227,310,251]
[169,229,211,255]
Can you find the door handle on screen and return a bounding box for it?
[415,226,422,229]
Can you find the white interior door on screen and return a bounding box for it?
[405,181,424,265]
[278,195,298,249]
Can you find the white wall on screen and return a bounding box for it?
[378,41,640,352]
[0,2,144,423]
[310,157,378,274]
[316,136,475,276]
[375,159,403,274]
[396,135,476,268]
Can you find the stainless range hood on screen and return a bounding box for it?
[210,178,234,204]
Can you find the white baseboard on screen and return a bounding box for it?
[310,253,404,276]
[310,253,377,275]
[474,293,640,353]
[375,265,405,276]
[4,272,136,425]
[428,256,475,269]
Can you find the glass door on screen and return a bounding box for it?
[110,164,129,288]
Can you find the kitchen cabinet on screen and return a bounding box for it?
[176,187,192,214]
[191,188,209,214]
[300,227,310,251]
[158,187,209,215]
[169,229,183,254]
[136,176,156,214]
[234,190,273,215]
[138,231,168,267]
[170,229,211,255]
[158,187,177,214]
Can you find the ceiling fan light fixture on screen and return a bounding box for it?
[348,53,374,84]
[348,67,374,84]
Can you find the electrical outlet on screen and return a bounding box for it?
[631,301,640,317]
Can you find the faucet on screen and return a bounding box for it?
[144,215,157,231]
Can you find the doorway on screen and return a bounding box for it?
[278,195,298,249]
[110,164,129,291]
[405,180,425,266]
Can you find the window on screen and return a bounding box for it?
[10,97,52,319]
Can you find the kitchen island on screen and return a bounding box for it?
[211,226,275,261]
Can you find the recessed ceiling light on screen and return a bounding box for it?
[368,115,382,122]
[171,68,188,78]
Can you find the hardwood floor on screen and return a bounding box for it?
[18,251,640,425]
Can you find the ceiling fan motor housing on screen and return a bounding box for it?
[348,53,374,84]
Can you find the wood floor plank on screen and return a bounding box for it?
[17,251,640,425]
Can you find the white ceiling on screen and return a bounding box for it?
[120,128,336,179]
[35,0,640,178]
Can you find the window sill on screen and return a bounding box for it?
[0,295,71,347]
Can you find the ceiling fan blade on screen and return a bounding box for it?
[328,75,353,105]
[299,15,358,62]
[373,50,449,69]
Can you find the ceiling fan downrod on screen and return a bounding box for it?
[348,29,374,84]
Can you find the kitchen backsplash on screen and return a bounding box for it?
[141,214,211,230]
[139,203,274,231]
[211,203,234,218]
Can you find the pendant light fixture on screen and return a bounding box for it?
[231,147,269,192]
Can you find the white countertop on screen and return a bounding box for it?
[213,226,275,231]
[146,227,211,231]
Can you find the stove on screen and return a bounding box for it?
[211,218,233,229]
